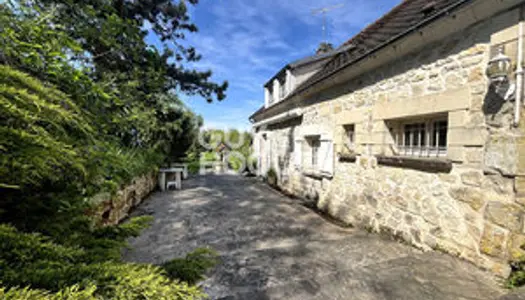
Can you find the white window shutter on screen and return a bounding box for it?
[321,140,334,175]
[268,139,272,170]
[294,140,302,168]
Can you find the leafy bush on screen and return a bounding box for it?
[244,156,258,176]
[508,264,525,288]
[0,284,98,299]
[188,161,201,175]
[0,223,207,299]
[1,1,224,298]
[0,65,163,233]
[266,168,278,187]
[0,65,93,190]
[201,151,219,162]
[162,248,219,285]
[508,244,525,288]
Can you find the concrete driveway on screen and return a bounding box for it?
[123,174,510,299]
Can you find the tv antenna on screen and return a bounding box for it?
[312,3,344,43]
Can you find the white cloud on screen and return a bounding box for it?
[181,0,401,130]
[189,0,401,79]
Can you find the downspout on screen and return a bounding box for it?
[515,16,524,127]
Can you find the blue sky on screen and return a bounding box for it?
[148,0,401,131]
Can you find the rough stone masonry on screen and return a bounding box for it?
[256,4,525,276]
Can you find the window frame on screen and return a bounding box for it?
[268,86,274,104]
[279,78,286,99]
[311,139,320,168]
[393,116,448,158]
[304,135,321,170]
[343,124,355,151]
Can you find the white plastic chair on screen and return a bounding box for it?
[166,181,180,190]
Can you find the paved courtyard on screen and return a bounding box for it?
[123,174,514,299]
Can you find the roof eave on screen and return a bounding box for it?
[263,49,342,88]
[289,0,474,99]
[263,65,291,88]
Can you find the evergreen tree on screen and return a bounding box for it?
[0,0,222,297]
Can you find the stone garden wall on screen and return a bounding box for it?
[261,7,525,276]
[91,172,157,225]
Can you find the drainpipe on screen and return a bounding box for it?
[515,19,524,127]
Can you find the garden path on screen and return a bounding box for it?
[124,174,515,300]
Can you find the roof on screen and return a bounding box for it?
[288,46,352,68]
[295,0,468,94]
[263,47,343,88]
[250,105,265,121]
[252,0,471,121]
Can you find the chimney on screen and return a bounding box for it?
[316,42,334,55]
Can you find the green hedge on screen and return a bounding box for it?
[0,221,214,299]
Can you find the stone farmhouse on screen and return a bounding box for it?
[249,0,525,276]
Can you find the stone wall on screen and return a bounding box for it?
[91,172,157,225]
[257,6,525,276]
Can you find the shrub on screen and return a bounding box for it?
[162,248,219,285]
[188,161,201,175]
[508,264,525,288]
[1,2,220,298]
[0,223,208,299]
[0,64,93,191]
[0,65,163,233]
[245,156,258,176]
[202,152,219,162]
[266,168,278,187]
[0,284,98,299]
[508,244,525,288]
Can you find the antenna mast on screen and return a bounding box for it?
[312,3,344,43]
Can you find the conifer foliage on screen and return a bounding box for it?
[0,65,92,190]
[1,0,223,298]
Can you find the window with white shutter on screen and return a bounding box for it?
[320,140,334,175]
[304,136,320,170]
[268,139,272,170]
[301,135,334,175]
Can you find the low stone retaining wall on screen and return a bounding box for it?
[91,172,157,225]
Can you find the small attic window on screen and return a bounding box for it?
[422,1,437,17]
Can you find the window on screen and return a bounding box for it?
[394,118,448,157]
[312,140,320,167]
[279,78,286,99]
[343,124,355,150]
[305,136,321,169]
[268,87,274,104]
[301,136,334,176]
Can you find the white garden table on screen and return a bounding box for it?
[170,163,189,179]
[158,167,184,191]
